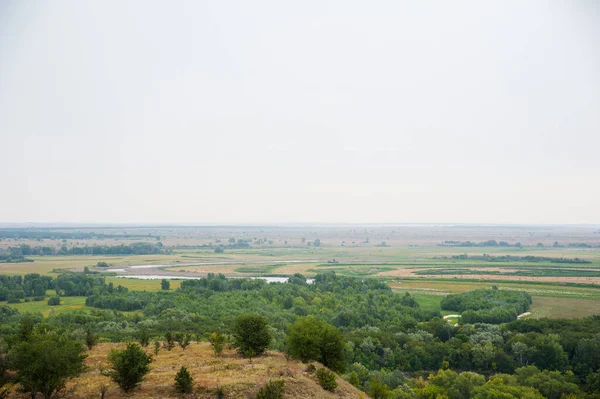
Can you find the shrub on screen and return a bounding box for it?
[85,328,99,350]
[12,332,87,399]
[210,332,225,355]
[137,329,150,347]
[106,343,152,392]
[256,379,285,399]
[286,316,345,372]
[316,368,337,392]
[175,332,191,350]
[174,366,194,394]
[164,332,175,350]
[232,314,271,356]
[47,296,61,306]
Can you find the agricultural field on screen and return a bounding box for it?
[1,225,599,319]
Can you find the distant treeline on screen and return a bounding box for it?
[0,273,126,302]
[440,240,598,248]
[441,289,532,324]
[440,240,522,247]
[0,254,33,263]
[441,254,591,264]
[2,242,168,257]
[415,268,600,278]
[0,228,158,240]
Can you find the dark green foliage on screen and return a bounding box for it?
[106,343,153,392]
[174,366,194,394]
[161,279,170,290]
[286,316,345,372]
[232,313,271,356]
[12,332,87,399]
[255,379,284,399]
[47,296,60,306]
[0,274,53,301]
[96,261,109,267]
[441,290,531,324]
[316,368,337,391]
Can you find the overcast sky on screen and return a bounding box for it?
[1,1,599,225]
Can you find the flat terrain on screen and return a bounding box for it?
[3,342,364,399]
[2,225,599,319]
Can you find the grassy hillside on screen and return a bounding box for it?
[4,342,365,399]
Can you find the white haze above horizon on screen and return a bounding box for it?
[0,1,599,225]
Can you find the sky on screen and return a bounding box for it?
[0,1,599,225]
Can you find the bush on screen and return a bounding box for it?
[174,366,194,394]
[210,332,225,355]
[12,332,87,399]
[316,368,337,392]
[286,316,345,372]
[85,328,99,350]
[232,314,271,356]
[256,379,284,399]
[106,343,153,392]
[164,332,175,350]
[47,296,61,306]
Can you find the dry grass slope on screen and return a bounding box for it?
[5,342,364,399]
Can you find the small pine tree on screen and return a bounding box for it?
[316,368,337,392]
[106,343,153,392]
[174,366,194,394]
[153,340,160,356]
[256,379,284,399]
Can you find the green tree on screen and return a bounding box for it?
[106,343,152,392]
[174,366,194,394]
[161,279,170,290]
[12,332,87,399]
[285,316,345,372]
[47,296,60,306]
[232,313,271,356]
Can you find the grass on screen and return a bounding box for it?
[106,277,182,291]
[2,296,87,317]
[529,296,600,319]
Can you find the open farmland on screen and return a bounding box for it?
[1,225,599,320]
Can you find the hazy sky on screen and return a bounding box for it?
[1,1,599,225]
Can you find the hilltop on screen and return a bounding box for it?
[4,342,365,399]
